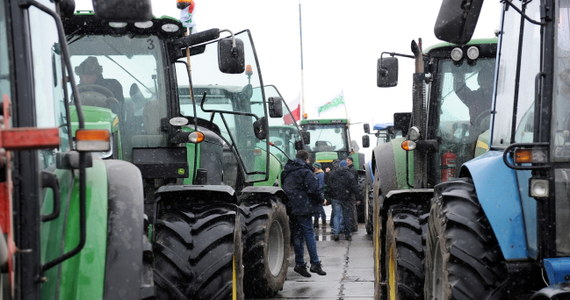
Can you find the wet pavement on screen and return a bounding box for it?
[251,221,374,299]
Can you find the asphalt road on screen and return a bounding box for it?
[251,221,375,299]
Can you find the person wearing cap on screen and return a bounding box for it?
[312,162,327,228]
[75,56,125,103]
[281,150,327,277]
[327,159,359,241]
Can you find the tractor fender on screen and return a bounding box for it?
[103,159,146,300]
[461,150,528,259]
[373,137,409,197]
[383,189,433,217]
[240,186,288,205]
[156,184,238,205]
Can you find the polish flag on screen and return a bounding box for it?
[283,95,300,125]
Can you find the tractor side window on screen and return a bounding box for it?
[29,1,69,168]
[0,2,11,107]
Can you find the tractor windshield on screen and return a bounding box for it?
[433,57,495,173]
[68,34,167,161]
[302,123,348,153]
[178,30,269,181]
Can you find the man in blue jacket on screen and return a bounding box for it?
[281,150,327,277]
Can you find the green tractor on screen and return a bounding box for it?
[0,0,153,299]
[361,117,408,235]
[299,118,367,226]
[370,38,497,299]
[64,12,296,299]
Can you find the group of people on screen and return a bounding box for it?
[281,150,361,277]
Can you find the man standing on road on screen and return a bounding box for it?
[281,150,327,277]
[328,160,360,241]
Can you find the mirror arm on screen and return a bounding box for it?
[219,29,237,48]
[381,51,414,60]
[503,0,545,25]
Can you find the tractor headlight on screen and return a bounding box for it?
[450,47,463,62]
[466,46,480,60]
[408,126,421,141]
[530,178,549,198]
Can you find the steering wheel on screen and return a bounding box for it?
[77,84,120,113]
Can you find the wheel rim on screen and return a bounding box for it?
[267,219,285,276]
[431,237,444,299]
[388,241,397,299]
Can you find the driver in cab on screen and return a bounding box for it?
[75,56,125,103]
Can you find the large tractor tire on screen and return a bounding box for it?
[153,201,242,300]
[365,179,374,235]
[356,174,367,224]
[241,197,290,298]
[424,179,509,299]
[384,204,426,300]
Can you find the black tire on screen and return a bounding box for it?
[365,179,374,235]
[384,204,425,300]
[424,179,509,300]
[140,233,155,299]
[241,197,290,298]
[357,174,366,223]
[153,201,242,300]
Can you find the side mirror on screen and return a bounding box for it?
[363,123,370,134]
[362,135,370,148]
[434,0,483,44]
[218,38,245,74]
[253,117,268,140]
[91,0,152,22]
[394,112,412,136]
[268,97,283,118]
[377,57,399,87]
[302,131,311,145]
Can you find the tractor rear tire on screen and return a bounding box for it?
[357,174,366,223]
[424,179,509,299]
[241,197,290,298]
[365,179,374,235]
[152,201,242,300]
[384,204,425,300]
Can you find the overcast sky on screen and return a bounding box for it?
[77,0,502,146]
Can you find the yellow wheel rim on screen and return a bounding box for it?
[388,242,397,299]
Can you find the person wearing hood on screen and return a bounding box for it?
[281,150,327,277]
[327,159,360,241]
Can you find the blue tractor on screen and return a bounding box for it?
[425,0,570,298]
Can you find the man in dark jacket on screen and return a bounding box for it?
[281,150,326,277]
[328,159,360,241]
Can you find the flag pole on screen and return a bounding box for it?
[298,0,305,119]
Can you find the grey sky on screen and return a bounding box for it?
[76,0,501,147]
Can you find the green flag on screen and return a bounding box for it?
[317,91,345,116]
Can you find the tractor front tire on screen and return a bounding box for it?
[365,179,374,235]
[241,197,290,298]
[424,179,509,299]
[384,204,425,300]
[153,201,242,300]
